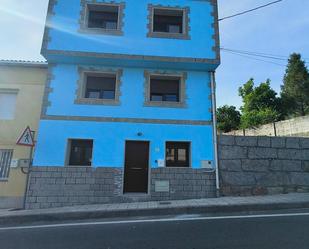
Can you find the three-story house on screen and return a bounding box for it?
[27,0,220,209]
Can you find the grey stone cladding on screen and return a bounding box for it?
[219,136,309,196]
[26,167,216,209]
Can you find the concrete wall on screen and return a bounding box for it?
[26,167,216,209]
[0,64,47,209]
[48,0,217,60]
[225,115,309,137]
[219,136,309,196]
[34,120,214,168]
[46,65,212,120]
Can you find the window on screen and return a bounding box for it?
[0,90,18,120]
[0,149,13,179]
[85,74,116,100]
[166,142,190,167]
[153,9,184,34]
[150,76,180,102]
[147,5,190,39]
[76,67,123,105]
[144,71,186,108]
[80,2,125,35]
[68,140,93,166]
[88,5,119,30]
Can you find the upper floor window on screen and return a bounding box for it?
[80,2,125,35]
[0,89,18,120]
[150,76,180,102]
[144,71,187,108]
[75,67,122,105]
[85,74,116,100]
[147,5,190,40]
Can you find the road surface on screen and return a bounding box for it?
[1,210,309,249]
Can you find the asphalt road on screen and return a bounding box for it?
[1,211,309,249]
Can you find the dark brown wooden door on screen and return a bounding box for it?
[124,141,149,193]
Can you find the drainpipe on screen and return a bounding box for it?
[210,71,220,197]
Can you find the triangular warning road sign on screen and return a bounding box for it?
[17,127,35,147]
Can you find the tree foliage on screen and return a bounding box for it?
[281,53,309,117]
[216,105,241,132]
[238,79,281,129]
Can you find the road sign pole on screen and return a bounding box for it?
[22,131,35,210]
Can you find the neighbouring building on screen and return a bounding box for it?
[0,60,47,209]
[27,0,221,208]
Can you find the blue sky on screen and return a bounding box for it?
[0,0,308,108]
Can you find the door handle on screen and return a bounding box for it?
[130,167,143,170]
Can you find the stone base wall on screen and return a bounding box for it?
[26,167,216,209]
[219,136,309,196]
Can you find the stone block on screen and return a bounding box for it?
[277,149,303,160]
[219,146,248,159]
[269,160,282,171]
[271,160,301,172]
[296,186,309,193]
[219,136,235,145]
[267,187,284,195]
[248,148,277,159]
[271,137,286,148]
[241,159,269,172]
[281,160,302,171]
[300,138,309,149]
[252,187,268,196]
[221,172,256,186]
[290,172,309,185]
[286,138,300,149]
[76,178,86,184]
[235,136,257,147]
[255,172,289,186]
[302,161,309,172]
[302,150,309,160]
[258,137,271,147]
[219,160,242,171]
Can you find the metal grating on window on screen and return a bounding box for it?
[0,149,13,179]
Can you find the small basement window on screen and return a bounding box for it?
[166,142,190,167]
[153,8,184,34]
[85,73,116,100]
[150,76,180,102]
[87,4,119,30]
[68,139,93,166]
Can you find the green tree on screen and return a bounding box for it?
[239,79,281,129]
[216,105,241,133]
[281,53,309,117]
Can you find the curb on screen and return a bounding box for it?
[1,200,309,226]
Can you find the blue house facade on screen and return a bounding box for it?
[27,0,220,208]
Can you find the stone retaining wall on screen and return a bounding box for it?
[26,167,216,209]
[219,136,309,196]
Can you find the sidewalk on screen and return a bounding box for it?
[1,193,309,226]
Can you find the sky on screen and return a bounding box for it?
[0,0,308,108]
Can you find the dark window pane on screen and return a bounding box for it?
[150,76,180,103]
[166,142,189,167]
[103,90,115,99]
[151,94,163,101]
[165,94,178,102]
[88,5,119,30]
[69,140,93,166]
[85,74,116,100]
[86,90,100,99]
[153,9,183,34]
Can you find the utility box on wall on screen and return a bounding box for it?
[155,180,170,192]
